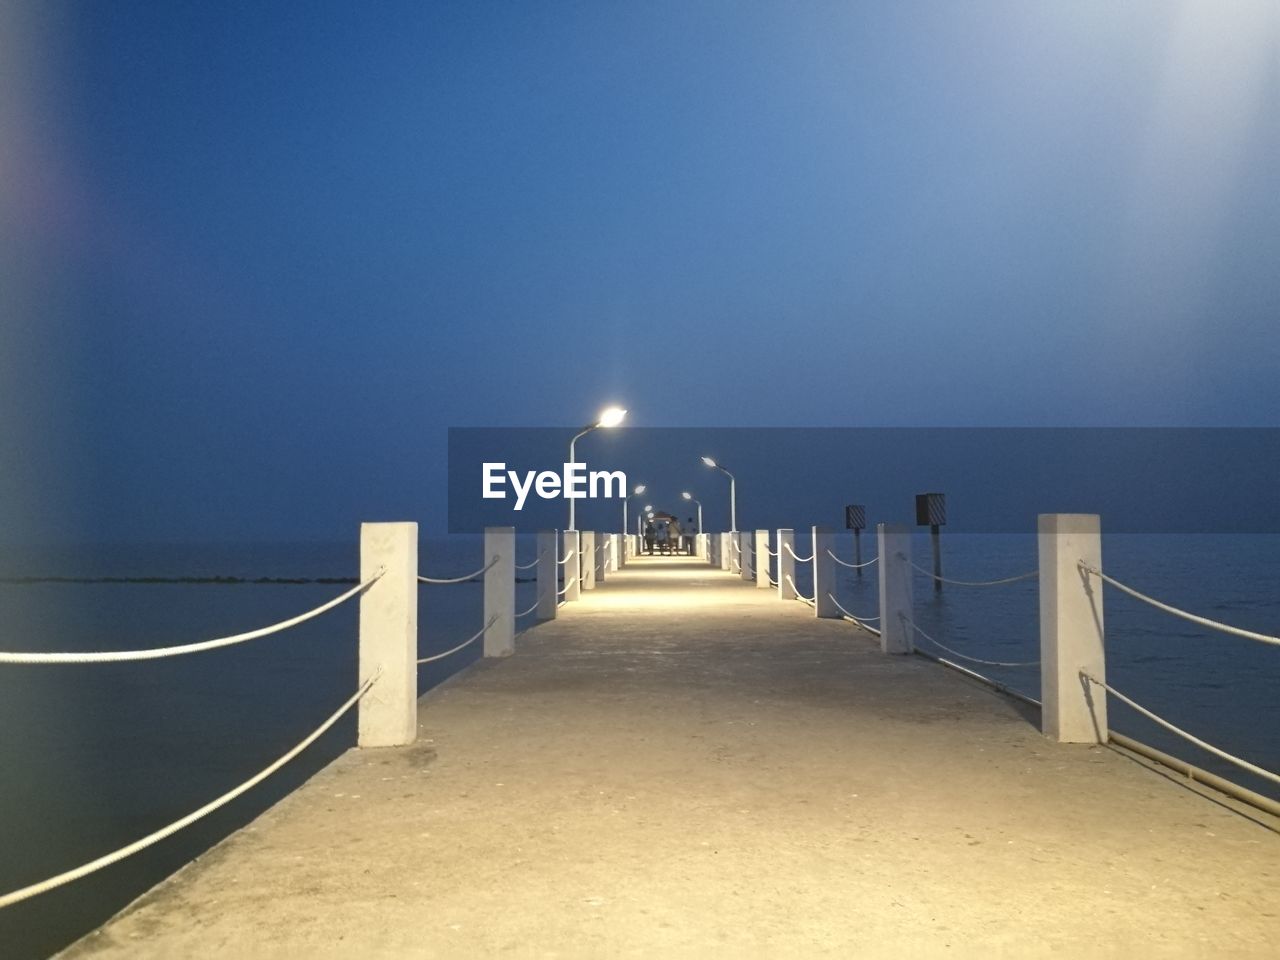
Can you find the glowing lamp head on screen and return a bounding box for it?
[682,491,692,500]
[701,456,717,468]
[596,406,627,428]
[634,484,646,495]
[644,504,653,512]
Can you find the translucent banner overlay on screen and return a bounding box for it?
[448,428,1280,534]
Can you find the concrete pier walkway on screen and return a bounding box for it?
[65,557,1278,958]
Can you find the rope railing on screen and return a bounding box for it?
[514,597,540,618]
[1079,562,1280,649]
[765,546,779,557]
[0,674,379,909]
[1081,673,1280,787]
[417,617,498,664]
[826,593,882,636]
[514,557,541,570]
[557,550,576,566]
[784,574,815,604]
[0,572,384,665]
[825,593,881,621]
[417,555,499,585]
[783,542,813,562]
[901,616,1039,668]
[556,577,578,597]
[901,555,1036,587]
[827,550,877,569]
[768,575,778,587]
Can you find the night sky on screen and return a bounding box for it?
[3,1,1278,543]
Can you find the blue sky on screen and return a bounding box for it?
[3,1,1277,542]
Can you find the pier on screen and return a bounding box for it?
[45,536,1279,958]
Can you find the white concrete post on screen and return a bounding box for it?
[729,533,741,574]
[536,530,557,621]
[777,528,796,600]
[580,531,597,590]
[877,523,913,655]
[483,526,515,657]
[562,530,581,602]
[813,526,839,618]
[1039,514,1107,743]
[358,521,417,748]
[611,532,622,571]
[595,533,607,583]
[698,533,709,560]
[719,532,732,571]
[739,530,753,581]
[754,529,770,588]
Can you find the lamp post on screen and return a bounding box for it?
[681,491,703,534]
[567,405,626,532]
[700,456,736,533]
[623,483,646,540]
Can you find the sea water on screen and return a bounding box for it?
[0,533,1276,957]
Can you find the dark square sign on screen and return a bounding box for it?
[915,493,946,526]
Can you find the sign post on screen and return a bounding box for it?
[915,493,946,593]
[844,504,866,577]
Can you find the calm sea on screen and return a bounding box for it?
[0,533,1276,958]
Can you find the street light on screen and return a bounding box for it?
[700,456,736,532]
[623,483,646,541]
[567,405,627,531]
[681,491,703,534]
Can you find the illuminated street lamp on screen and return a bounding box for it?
[623,483,646,541]
[567,406,627,531]
[681,491,703,535]
[700,456,736,532]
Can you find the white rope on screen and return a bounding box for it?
[783,542,813,563]
[768,576,778,587]
[1080,563,1280,648]
[417,555,499,585]
[826,593,882,636]
[901,616,1039,668]
[0,675,378,909]
[556,577,578,597]
[417,617,497,664]
[827,549,877,570]
[1082,673,1280,787]
[514,557,540,570]
[902,555,1036,587]
[731,540,741,553]
[557,550,576,566]
[765,547,779,557]
[0,573,383,665]
[784,574,815,603]
[515,597,540,618]
[825,593,880,624]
